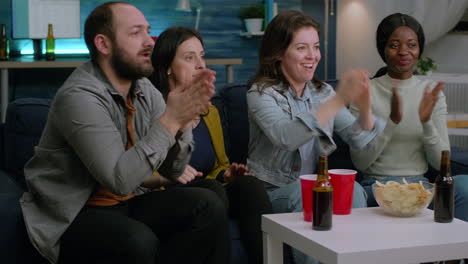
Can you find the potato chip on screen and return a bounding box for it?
[373,179,434,216]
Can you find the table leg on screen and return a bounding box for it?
[263,231,283,264]
[1,68,8,123]
[226,65,234,83]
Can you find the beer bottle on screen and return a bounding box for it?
[45,24,55,61]
[313,155,333,230]
[0,24,9,60]
[434,150,454,223]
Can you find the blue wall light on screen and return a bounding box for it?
[20,39,89,55]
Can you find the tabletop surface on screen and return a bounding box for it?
[262,208,468,264]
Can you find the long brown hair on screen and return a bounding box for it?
[249,10,324,92]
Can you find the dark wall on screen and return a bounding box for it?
[0,0,338,100]
[302,0,337,81]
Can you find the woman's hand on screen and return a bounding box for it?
[351,77,375,130]
[317,69,369,127]
[419,82,444,123]
[351,77,372,113]
[390,87,403,124]
[223,163,251,183]
[177,165,203,184]
[336,69,370,105]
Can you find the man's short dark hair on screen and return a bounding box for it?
[84,2,129,61]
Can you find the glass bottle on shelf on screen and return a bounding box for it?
[0,24,9,61]
[312,154,333,231]
[434,150,454,223]
[45,24,55,61]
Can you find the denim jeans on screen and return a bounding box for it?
[360,175,468,222]
[265,180,368,264]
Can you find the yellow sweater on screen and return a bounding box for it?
[202,105,230,180]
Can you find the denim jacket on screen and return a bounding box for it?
[246,81,385,187]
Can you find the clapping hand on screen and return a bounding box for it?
[390,87,403,124]
[419,82,444,123]
[351,76,372,114]
[336,69,370,106]
[336,69,375,130]
[164,69,216,133]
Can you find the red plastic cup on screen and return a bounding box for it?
[300,174,317,222]
[329,169,356,215]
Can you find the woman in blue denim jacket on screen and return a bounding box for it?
[246,10,386,264]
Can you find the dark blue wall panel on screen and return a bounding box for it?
[0,0,340,99]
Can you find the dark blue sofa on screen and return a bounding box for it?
[0,97,249,264]
[213,82,468,180]
[2,84,468,264]
[213,81,370,175]
[0,98,50,264]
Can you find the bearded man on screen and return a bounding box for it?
[20,2,229,264]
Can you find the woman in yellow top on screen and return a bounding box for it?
[149,26,272,264]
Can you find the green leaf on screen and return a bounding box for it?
[239,4,265,19]
[414,57,437,75]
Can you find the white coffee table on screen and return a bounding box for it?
[262,208,468,264]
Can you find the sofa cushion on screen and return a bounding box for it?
[451,146,468,175]
[214,84,250,164]
[0,170,24,195]
[0,123,4,169]
[4,98,51,189]
[0,192,48,264]
[0,193,25,263]
[0,169,47,264]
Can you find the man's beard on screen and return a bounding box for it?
[111,45,154,81]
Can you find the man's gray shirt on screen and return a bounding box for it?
[20,61,193,263]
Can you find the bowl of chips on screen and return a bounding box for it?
[372,179,434,217]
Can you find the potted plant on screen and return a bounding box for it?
[239,4,265,33]
[414,57,437,76]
